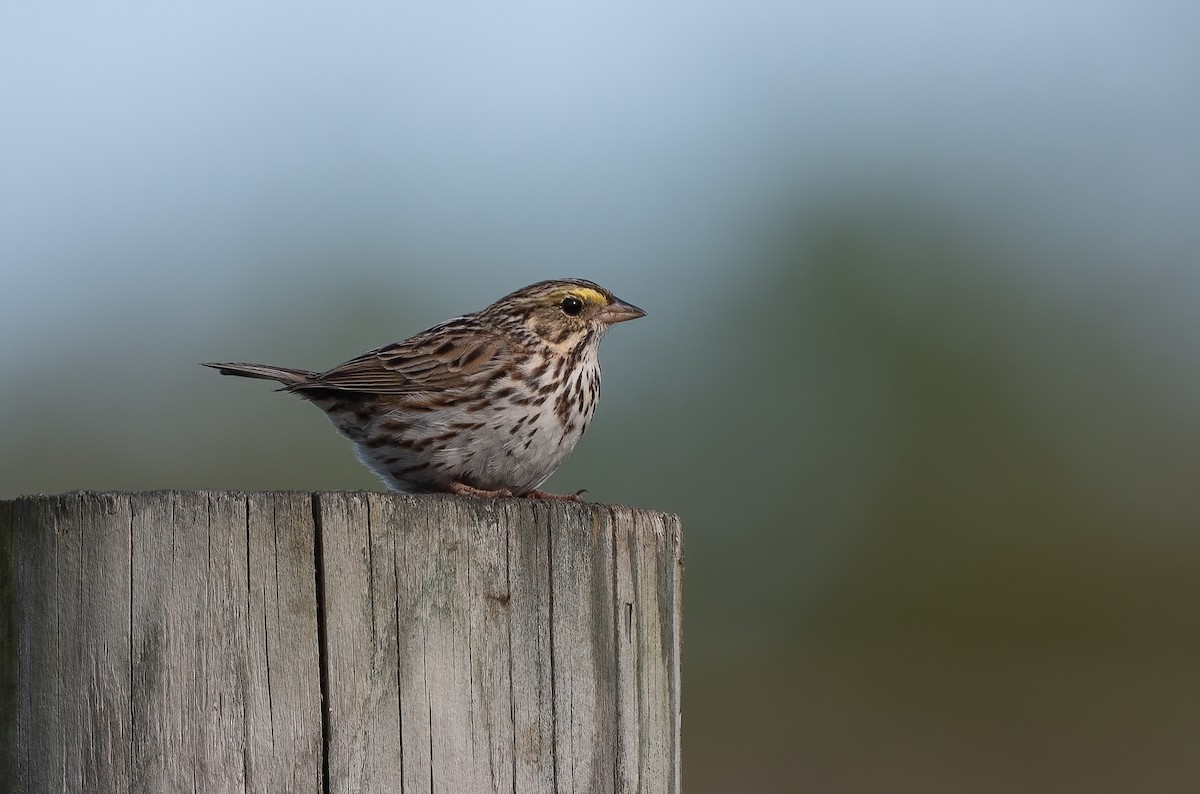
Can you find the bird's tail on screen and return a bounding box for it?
[202,362,316,387]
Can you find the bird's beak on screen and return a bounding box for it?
[599,296,646,325]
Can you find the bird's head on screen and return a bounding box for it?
[484,279,645,351]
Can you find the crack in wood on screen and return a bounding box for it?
[311,494,333,794]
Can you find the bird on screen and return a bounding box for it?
[204,278,645,499]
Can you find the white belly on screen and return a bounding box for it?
[350,357,601,495]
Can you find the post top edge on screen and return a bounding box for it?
[1,489,681,524]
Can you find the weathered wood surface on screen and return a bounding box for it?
[0,491,683,794]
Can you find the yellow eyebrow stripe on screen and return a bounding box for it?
[562,288,606,305]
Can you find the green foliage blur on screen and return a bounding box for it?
[4,3,1199,790]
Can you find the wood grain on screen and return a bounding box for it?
[2,491,682,793]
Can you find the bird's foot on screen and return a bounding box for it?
[448,482,514,499]
[524,488,588,501]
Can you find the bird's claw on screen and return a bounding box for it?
[448,482,514,499]
[524,488,587,501]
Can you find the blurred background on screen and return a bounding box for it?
[3,1,1199,790]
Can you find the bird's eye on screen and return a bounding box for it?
[561,296,584,316]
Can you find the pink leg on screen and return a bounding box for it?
[448,481,514,499]
[523,488,587,502]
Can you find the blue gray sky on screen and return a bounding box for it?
[3,0,1197,373]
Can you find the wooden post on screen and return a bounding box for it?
[0,491,682,794]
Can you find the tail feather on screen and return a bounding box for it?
[202,362,316,387]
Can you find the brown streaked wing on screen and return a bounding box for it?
[288,318,517,396]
